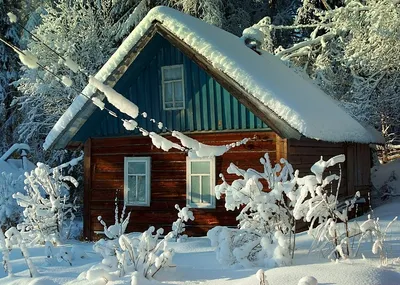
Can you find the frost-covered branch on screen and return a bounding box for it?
[97,194,131,240]
[172,204,195,241]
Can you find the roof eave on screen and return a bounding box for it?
[46,23,161,150]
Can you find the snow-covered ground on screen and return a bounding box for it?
[0,198,399,285]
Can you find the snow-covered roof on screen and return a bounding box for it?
[44,6,384,150]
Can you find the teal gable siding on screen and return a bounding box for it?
[73,34,269,141]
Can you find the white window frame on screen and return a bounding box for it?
[124,157,151,206]
[186,156,216,209]
[161,64,185,110]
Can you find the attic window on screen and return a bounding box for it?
[161,65,185,110]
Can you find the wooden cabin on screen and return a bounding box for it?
[44,7,383,240]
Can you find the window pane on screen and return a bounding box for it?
[191,176,201,203]
[137,176,146,202]
[174,82,183,101]
[165,102,173,109]
[164,82,173,103]
[164,66,182,81]
[191,161,210,174]
[127,176,137,203]
[128,162,146,174]
[175,101,184,108]
[201,176,211,203]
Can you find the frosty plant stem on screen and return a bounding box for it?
[359,215,398,266]
[4,227,38,277]
[97,191,131,239]
[0,229,12,277]
[172,204,195,241]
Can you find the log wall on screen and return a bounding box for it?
[84,131,278,240]
[288,138,371,198]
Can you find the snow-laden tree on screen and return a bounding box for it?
[168,0,300,39]
[15,0,116,152]
[0,0,22,152]
[266,0,400,160]
[13,162,78,245]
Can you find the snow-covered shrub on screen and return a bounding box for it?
[213,153,296,267]
[97,195,131,239]
[3,227,38,277]
[359,215,398,266]
[290,155,358,259]
[208,226,290,268]
[92,227,175,281]
[12,162,78,244]
[0,172,23,227]
[172,204,194,241]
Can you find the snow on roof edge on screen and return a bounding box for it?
[44,6,384,150]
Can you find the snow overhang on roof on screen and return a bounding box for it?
[44,6,384,150]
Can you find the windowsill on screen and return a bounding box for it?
[187,203,216,209]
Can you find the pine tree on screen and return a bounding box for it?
[0,0,21,152]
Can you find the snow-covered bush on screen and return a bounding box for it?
[290,155,359,259]
[172,204,194,241]
[97,195,131,239]
[208,226,290,268]
[213,153,360,265]
[212,153,296,267]
[12,162,78,244]
[3,227,38,277]
[91,227,174,281]
[359,215,398,266]
[0,172,23,227]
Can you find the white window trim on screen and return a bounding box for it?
[186,156,216,209]
[161,64,185,110]
[124,157,151,206]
